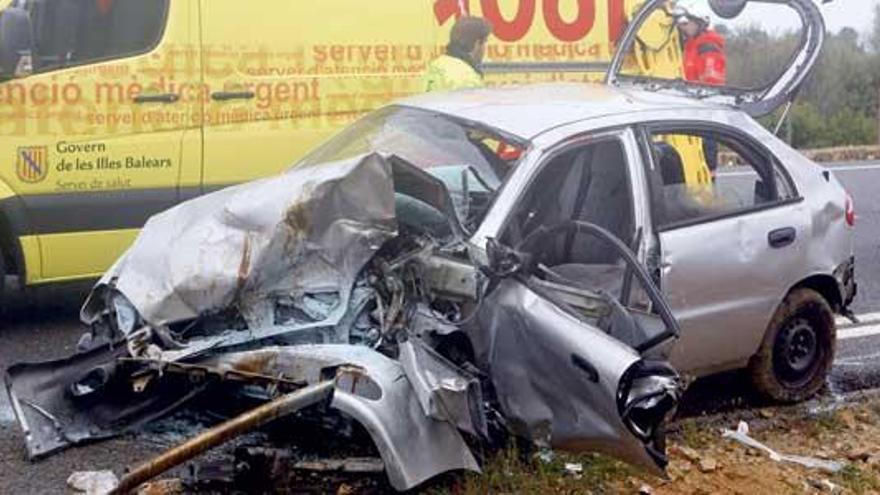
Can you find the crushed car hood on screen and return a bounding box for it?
[81,153,456,329]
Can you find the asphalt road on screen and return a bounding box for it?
[825,161,880,394]
[1,160,880,493]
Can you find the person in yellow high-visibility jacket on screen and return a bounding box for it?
[424,16,492,92]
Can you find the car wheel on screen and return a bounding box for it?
[749,288,835,403]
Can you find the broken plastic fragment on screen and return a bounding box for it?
[276,292,341,325]
[722,421,845,473]
[536,449,555,464]
[67,470,119,495]
[564,462,584,475]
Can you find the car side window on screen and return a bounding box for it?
[647,129,796,229]
[502,137,635,262]
[498,135,668,330]
[500,136,656,304]
[18,0,168,73]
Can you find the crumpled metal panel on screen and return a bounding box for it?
[207,345,481,491]
[5,344,204,459]
[155,286,377,363]
[472,277,666,474]
[81,153,398,327]
[398,338,487,438]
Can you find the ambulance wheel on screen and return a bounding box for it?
[748,288,835,404]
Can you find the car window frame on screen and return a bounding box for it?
[493,127,641,249]
[23,0,171,76]
[513,221,680,353]
[637,121,803,233]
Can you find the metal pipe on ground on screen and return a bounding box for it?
[110,381,336,495]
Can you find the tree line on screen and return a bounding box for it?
[720,5,880,149]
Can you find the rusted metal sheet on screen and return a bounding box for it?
[111,381,335,495]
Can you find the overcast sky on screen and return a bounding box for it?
[821,0,878,34]
[680,0,877,36]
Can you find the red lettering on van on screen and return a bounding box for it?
[434,0,627,44]
[543,0,595,42]
[480,0,536,42]
[434,0,469,25]
[607,0,626,44]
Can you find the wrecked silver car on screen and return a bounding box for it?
[5,0,852,490]
[6,115,683,490]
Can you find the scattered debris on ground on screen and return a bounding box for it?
[95,392,880,493]
[67,470,119,495]
[427,392,880,494]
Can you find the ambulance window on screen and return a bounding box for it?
[23,0,168,72]
[648,129,796,229]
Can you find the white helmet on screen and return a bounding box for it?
[671,2,712,26]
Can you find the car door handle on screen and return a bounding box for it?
[133,93,180,104]
[211,91,256,101]
[768,227,797,248]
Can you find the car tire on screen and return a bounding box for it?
[748,288,836,403]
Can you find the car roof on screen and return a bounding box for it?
[398,82,726,140]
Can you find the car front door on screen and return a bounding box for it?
[640,122,808,374]
[473,223,681,474]
[469,132,681,472]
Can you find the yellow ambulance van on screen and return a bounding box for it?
[0,0,668,297]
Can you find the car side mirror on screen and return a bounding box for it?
[0,7,35,81]
[709,0,748,19]
[485,237,525,278]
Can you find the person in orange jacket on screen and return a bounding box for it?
[677,12,726,174]
[677,13,726,86]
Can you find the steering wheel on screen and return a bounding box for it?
[514,220,680,339]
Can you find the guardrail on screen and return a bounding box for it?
[799,146,880,163]
[719,145,880,167]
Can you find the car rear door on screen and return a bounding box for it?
[640,122,809,374]
[606,0,825,117]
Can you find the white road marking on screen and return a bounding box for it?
[839,324,880,341]
[832,312,880,341]
[835,351,880,366]
[837,312,880,328]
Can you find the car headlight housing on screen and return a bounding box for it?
[110,292,141,336]
[617,360,681,466]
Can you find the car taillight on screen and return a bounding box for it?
[845,194,856,227]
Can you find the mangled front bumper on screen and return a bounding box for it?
[207,345,482,490]
[5,344,482,492]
